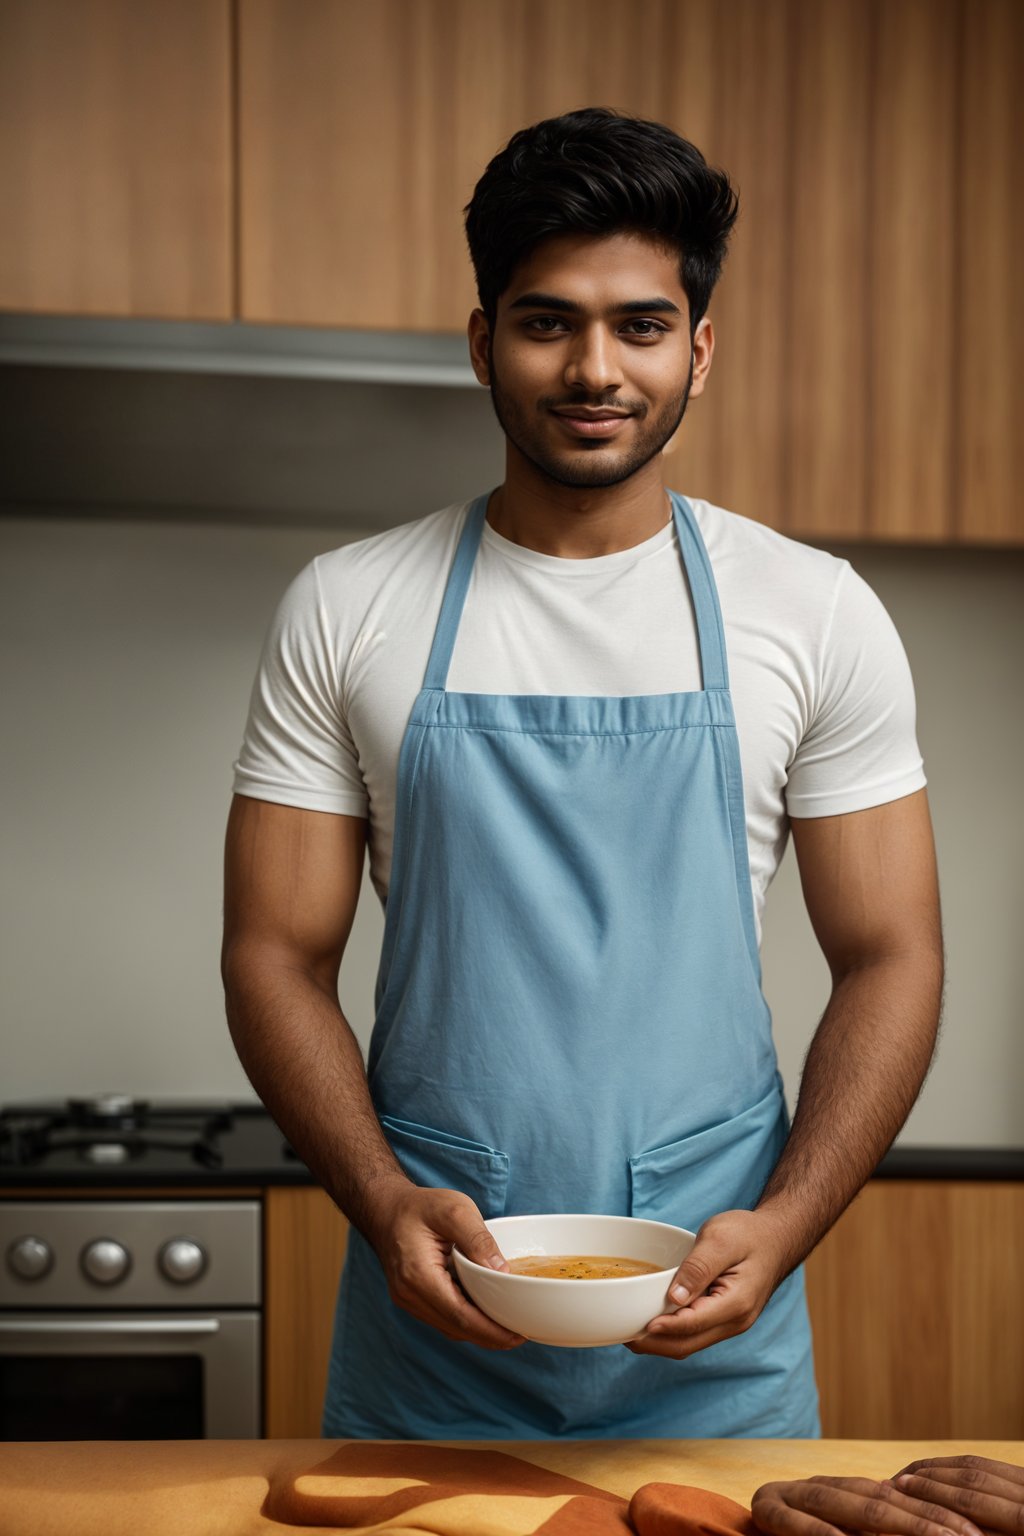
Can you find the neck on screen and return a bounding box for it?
[487,453,671,558]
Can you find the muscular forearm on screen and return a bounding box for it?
[756,944,944,1279]
[223,952,409,1242]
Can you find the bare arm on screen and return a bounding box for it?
[221,793,521,1347]
[629,787,942,1359]
[755,785,943,1271]
[221,794,402,1237]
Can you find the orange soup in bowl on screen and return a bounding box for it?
[506,1254,662,1280]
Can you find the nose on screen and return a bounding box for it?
[563,323,624,396]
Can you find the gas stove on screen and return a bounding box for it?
[0,1093,313,1187]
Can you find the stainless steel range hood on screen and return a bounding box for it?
[0,314,502,527]
[0,313,477,387]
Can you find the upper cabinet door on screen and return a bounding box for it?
[238,0,684,332]
[0,0,233,319]
[867,0,958,542]
[956,0,1023,545]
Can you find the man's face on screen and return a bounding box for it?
[470,231,703,490]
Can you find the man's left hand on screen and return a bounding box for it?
[891,1457,1024,1535]
[626,1208,791,1359]
[751,1476,987,1536]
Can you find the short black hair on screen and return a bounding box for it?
[464,107,739,338]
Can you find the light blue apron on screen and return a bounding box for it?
[323,489,820,1439]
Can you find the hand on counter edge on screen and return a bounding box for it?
[750,1458,1024,1536]
[891,1457,1024,1535]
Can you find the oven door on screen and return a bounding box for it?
[0,1312,261,1439]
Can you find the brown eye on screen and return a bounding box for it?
[623,320,667,338]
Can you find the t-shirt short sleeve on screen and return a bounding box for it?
[785,562,926,818]
[232,557,369,817]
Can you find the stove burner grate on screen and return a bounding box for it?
[0,1099,234,1170]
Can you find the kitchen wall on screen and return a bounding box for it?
[1,370,1021,1146]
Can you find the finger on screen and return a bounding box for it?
[751,1481,918,1536]
[645,1286,748,1336]
[894,1473,1024,1534]
[802,1479,986,1536]
[667,1226,739,1305]
[441,1201,510,1273]
[750,1490,851,1536]
[397,1275,525,1348]
[895,1461,1024,1491]
[767,1478,987,1536]
[389,1239,523,1347]
[898,1468,1024,1503]
[625,1319,743,1359]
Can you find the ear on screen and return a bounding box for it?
[467,309,492,386]
[688,316,715,400]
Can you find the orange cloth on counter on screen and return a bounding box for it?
[264,1442,760,1534]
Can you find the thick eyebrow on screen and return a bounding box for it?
[507,291,683,317]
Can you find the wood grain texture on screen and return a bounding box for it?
[679,0,793,532]
[805,1181,1024,1439]
[0,0,233,318]
[956,0,1024,545]
[866,0,957,541]
[239,0,685,331]
[783,0,870,539]
[263,1185,348,1438]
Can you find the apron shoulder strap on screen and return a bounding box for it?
[425,490,730,695]
[670,492,731,692]
[423,494,490,691]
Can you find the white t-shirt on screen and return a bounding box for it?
[233,494,926,942]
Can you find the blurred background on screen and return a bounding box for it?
[0,0,1021,1440]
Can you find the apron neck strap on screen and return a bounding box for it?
[669,492,731,691]
[424,489,730,693]
[423,492,490,690]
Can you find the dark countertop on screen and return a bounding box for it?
[0,1102,1021,1190]
[873,1145,1024,1180]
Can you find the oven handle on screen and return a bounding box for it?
[0,1318,221,1336]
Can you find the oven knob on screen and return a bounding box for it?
[158,1238,207,1284]
[81,1238,131,1284]
[7,1235,54,1281]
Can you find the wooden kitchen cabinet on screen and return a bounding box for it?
[264,1178,1024,1440]
[1,0,1019,543]
[237,0,1021,545]
[955,0,1023,545]
[237,0,685,333]
[0,0,233,319]
[805,1180,1024,1438]
[263,1185,348,1438]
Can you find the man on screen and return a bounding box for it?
[223,108,942,1439]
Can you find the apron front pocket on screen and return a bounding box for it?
[629,1080,788,1232]
[379,1114,510,1219]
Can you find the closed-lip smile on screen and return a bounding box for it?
[551,407,633,438]
[552,408,631,419]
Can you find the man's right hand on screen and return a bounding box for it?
[366,1182,527,1350]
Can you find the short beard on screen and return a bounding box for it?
[488,349,693,490]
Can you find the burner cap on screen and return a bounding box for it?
[68,1094,149,1126]
[84,1141,131,1164]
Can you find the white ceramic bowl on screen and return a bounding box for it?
[453,1212,695,1347]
